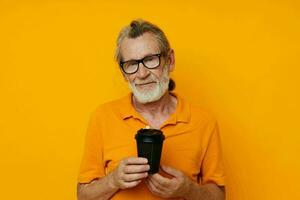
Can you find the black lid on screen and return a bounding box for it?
[135,128,165,143]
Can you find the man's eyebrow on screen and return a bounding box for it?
[123,52,160,62]
[142,52,160,58]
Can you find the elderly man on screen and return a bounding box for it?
[77,19,225,200]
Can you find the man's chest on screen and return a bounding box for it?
[140,113,170,129]
[101,122,204,181]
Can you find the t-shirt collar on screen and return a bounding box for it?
[119,92,190,124]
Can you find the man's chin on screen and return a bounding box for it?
[135,88,152,94]
[132,90,167,104]
[135,96,159,104]
[135,84,156,92]
[129,83,165,103]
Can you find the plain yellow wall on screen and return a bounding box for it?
[1,0,299,199]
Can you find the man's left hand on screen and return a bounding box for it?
[145,165,192,199]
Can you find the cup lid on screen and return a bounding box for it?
[135,128,165,143]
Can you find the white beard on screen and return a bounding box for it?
[128,66,170,104]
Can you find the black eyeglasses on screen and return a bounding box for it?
[120,53,162,74]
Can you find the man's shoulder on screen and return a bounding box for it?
[92,94,130,117]
[185,101,219,138]
[181,97,217,125]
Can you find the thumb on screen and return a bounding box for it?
[161,165,181,178]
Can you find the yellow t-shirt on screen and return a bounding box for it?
[78,92,225,199]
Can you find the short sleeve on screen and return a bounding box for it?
[77,109,105,183]
[200,119,226,186]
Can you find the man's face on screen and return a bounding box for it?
[120,32,174,104]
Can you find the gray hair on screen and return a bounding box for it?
[115,19,171,63]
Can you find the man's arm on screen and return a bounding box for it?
[77,157,149,200]
[77,172,118,200]
[184,182,225,200]
[77,172,119,200]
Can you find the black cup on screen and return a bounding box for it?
[135,128,165,174]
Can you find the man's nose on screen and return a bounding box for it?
[136,62,150,79]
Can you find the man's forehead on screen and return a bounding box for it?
[120,32,161,61]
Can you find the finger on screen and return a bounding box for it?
[124,164,150,174]
[123,172,148,182]
[145,179,151,189]
[145,179,153,191]
[146,179,163,195]
[124,157,148,165]
[148,176,166,191]
[149,173,171,187]
[122,180,142,189]
[160,165,182,178]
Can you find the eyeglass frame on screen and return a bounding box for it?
[119,52,164,75]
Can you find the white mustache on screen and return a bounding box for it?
[135,81,157,85]
[134,77,158,85]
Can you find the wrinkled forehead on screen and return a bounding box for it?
[120,32,161,61]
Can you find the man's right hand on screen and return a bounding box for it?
[110,157,150,190]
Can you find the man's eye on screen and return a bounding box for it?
[124,61,138,68]
[144,56,154,62]
[129,61,138,66]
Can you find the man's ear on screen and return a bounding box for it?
[167,49,175,72]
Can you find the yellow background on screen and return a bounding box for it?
[1,0,299,199]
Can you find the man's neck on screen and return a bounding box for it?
[132,92,177,117]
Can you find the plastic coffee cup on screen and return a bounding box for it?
[135,128,165,174]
